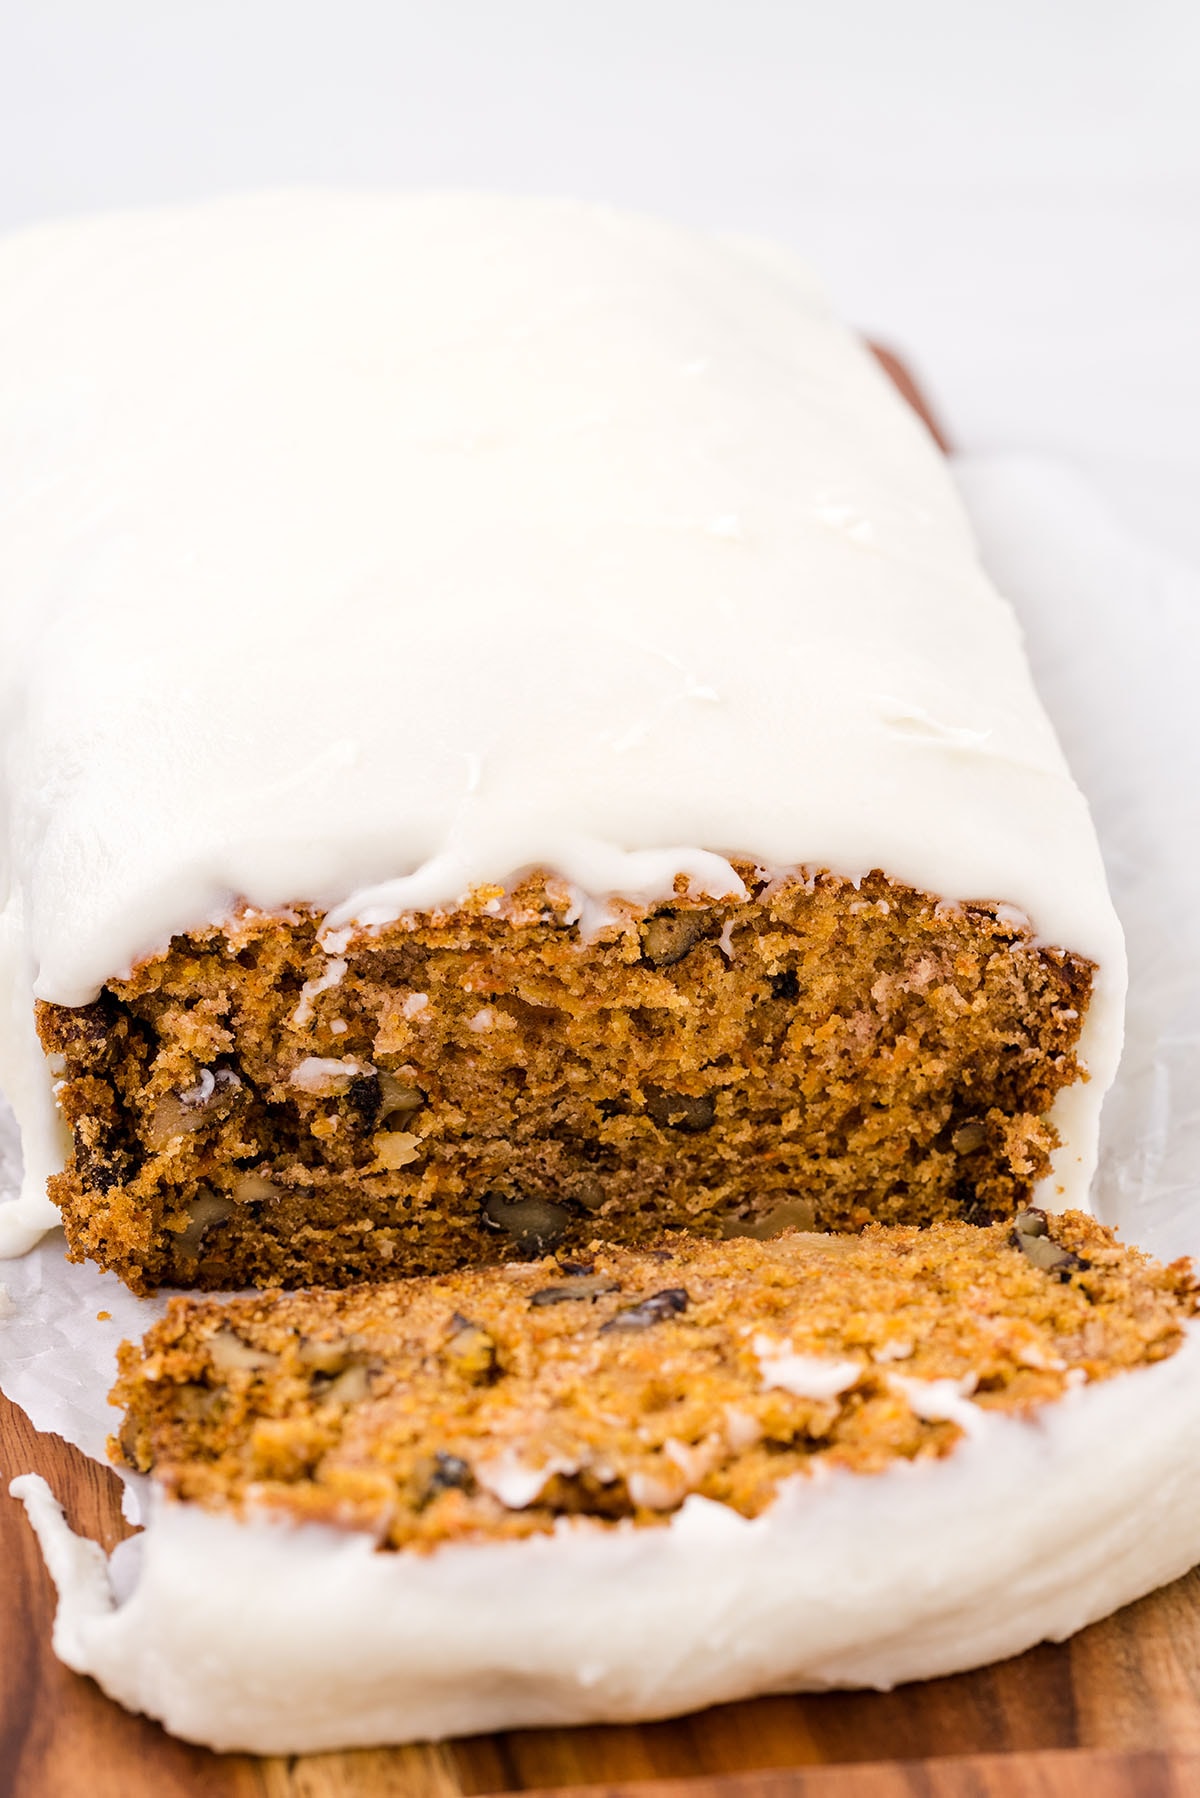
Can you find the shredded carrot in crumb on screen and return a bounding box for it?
[110,1217,1195,1551]
[37,868,1094,1295]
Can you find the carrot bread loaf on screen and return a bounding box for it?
[0,193,1123,1287]
[16,1217,1200,1750]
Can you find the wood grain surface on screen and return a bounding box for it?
[1,350,1192,1797]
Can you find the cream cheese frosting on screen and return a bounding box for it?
[14,1326,1200,1753]
[0,191,1125,1251]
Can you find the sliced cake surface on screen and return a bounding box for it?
[43,872,1093,1291]
[111,1216,1194,1548]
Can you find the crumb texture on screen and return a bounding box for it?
[40,869,1093,1293]
[111,1216,1195,1549]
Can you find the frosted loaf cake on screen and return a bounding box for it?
[1,192,1168,1760]
[17,1216,1200,1751]
[0,193,1125,1287]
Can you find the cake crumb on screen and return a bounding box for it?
[40,867,1095,1294]
[111,1215,1194,1550]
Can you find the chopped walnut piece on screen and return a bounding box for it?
[1010,1208,1090,1280]
[601,1287,689,1332]
[722,1198,817,1240]
[640,910,713,968]
[147,1067,242,1149]
[315,1362,370,1406]
[174,1188,234,1258]
[297,1336,358,1375]
[444,1314,499,1383]
[645,1088,715,1133]
[953,1119,988,1156]
[420,1451,474,1503]
[377,1073,425,1119]
[529,1275,620,1307]
[232,1171,279,1205]
[207,1329,278,1373]
[482,1193,570,1256]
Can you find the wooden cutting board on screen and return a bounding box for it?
[3,352,1196,1798]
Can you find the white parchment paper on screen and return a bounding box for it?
[1,453,1197,1471]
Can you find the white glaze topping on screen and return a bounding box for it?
[0,192,1125,1249]
[751,1337,862,1399]
[14,1326,1200,1754]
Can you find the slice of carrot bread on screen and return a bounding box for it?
[42,869,1092,1293]
[111,1214,1194,1551]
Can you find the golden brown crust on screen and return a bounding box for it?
[110,1216,1194,1550]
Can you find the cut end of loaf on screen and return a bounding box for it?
[38,865,1093,1294]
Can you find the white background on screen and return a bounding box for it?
[2,0,1198,564]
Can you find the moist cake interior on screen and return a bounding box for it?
[112,1215,1195,1550]
[39,865,1092,1293]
